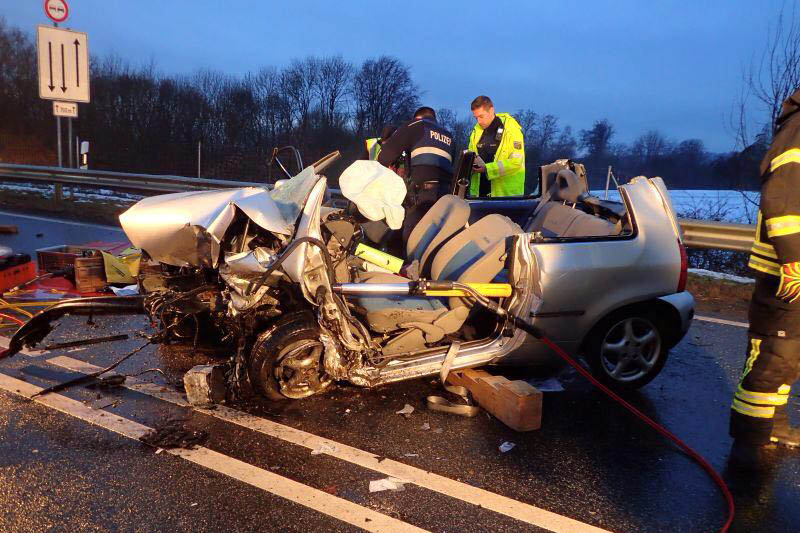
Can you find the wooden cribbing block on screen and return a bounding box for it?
[447,368,542,431]
[0,225,18,234]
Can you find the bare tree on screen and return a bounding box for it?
[733,2,800,147]
[315,55,353,130]
[352,56,419,137]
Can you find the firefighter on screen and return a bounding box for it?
[730,87,800,467]
[377,106,455,240]
[467,95,525,197]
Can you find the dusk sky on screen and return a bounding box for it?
[3,1,788,152]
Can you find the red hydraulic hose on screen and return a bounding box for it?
[535,333,734,532]
[0,313,25,327]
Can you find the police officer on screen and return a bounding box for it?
[730,87,800,468]
[377,106,455,240]
[363,124,397,161]
[467,96,525,197]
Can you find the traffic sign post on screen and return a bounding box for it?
[37,2,89,169]
[44,0,69,24]
[52,101,78,118]
[37,26,89,103]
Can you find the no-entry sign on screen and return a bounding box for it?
[44,0,69,24]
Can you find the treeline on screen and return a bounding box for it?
[0,18,764,190]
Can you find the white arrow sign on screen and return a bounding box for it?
[36,25,89,103]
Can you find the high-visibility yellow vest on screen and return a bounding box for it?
[467,112,525,197]
[365,138,381,161]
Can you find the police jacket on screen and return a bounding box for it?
[377,118,454,184]
[749,88,800,277]
[467,112,525,197]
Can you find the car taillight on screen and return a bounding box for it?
[677,239,688,292]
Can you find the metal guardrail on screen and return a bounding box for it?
[678,218,755,253]
[0,162,758,252]
[0,163,262,194]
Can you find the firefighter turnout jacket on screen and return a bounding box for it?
[731,88,800,445]
[748,89,800,276]
[467,112,525,197]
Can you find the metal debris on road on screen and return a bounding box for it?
[395,403,414,416]
[85,374,126,390]
[43,334,130,351]
[420,422,430,431]
[368,477,409,492]
[139,418,208,450]
[499,441,516,453]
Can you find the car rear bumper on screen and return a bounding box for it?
[657,291,695,339]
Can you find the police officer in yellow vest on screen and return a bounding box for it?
[467,96,525,197]
[730,87,800,469]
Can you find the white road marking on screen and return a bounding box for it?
[0,210,124,231]
[694,315,748,328]
[0,335,44,357]
[48,355,612,533]
[0,372,428,533]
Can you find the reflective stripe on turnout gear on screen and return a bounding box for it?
[741,338,762,382]
[749,254,781,276]
[735,384,790,406]
[732,398,776,418]
[769,147,800,172]
[751,240,778,259]
[766,214,800,238]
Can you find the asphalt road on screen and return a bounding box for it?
[0,215,798,533]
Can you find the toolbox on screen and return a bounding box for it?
[74,254,106,293]
[0,261,36,292]
[36,245,100,273]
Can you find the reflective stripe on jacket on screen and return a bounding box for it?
[467,112,525,197]
[365,138,381,160]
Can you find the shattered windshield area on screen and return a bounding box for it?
[269,166,320,227]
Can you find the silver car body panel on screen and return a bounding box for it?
[119,166,322,268]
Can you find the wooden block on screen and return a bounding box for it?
[0,225,18,234]
[447,368,542,431]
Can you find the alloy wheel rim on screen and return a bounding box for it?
[599,317,661,382]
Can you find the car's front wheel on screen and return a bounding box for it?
[585,309,668,390]
[248,314,332,400]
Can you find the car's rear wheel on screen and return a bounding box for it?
[585,309,668,390]
[249,314,332,400]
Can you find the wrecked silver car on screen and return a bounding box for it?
[2,153,693,398]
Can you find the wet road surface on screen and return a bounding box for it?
[0,314,798,533]
[0,211,125,258]
[0,214,798,532]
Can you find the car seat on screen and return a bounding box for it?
[358,194,470,281]
[529,169,619,237]
[353,214,522,355]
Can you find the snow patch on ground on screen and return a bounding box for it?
[591,188,759,223]
[688,268,754,284]
[0,181,141,204]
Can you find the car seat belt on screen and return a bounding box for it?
[426,341,481,417]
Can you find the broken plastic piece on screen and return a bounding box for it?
[396,404,414,416]
[499,441,516,453]
[368,477,409,493]
[311,443,336,456]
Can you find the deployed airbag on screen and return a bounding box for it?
[339,161,406,230]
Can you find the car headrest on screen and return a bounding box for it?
[553,169,587,204]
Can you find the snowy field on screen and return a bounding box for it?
[0,180,760,223]
[591,188,759,223]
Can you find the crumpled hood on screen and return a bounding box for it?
[119,187,293,268]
